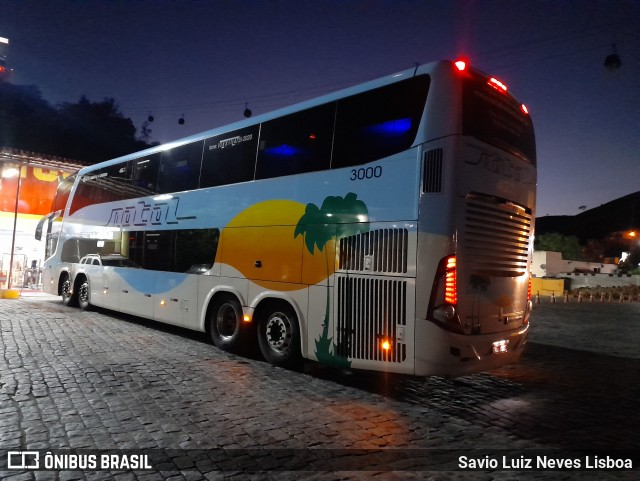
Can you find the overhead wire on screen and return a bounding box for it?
[130,17,636,125]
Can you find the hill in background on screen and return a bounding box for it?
[536,191,640,243]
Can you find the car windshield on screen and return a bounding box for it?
[102,257,139,268]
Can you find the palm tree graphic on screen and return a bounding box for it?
[294,193,369,367]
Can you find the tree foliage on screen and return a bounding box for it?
[0,81,155,163]
[534,232,583,260]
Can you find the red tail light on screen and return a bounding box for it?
[428,254,463,333]
[444,256,457,304]
[527,277,532,301]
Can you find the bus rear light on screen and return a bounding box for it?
[488,77,508,93]
[492,340,509,354]
[381,339,392,351]
[527,277,532,301]
[444,256,457,304]
[428,255,464,333]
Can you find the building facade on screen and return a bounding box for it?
[0,148,82,289]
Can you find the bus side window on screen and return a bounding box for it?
[332,75,430,168]
[69,163,127,215]
[200,125,259,188]
[255,103,334,180]
[61,239,81,263]
[125,229,220,273]
[174,229,220,273]
[124,154,161,196]
[157,141,204,194]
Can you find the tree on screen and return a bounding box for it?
[0,82,61,154]
[534,233,583,260]
[57,96,152,163]
[0,81,154,162]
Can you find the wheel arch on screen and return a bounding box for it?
[201,286,247,335]
[57,269,71,296]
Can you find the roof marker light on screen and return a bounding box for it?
[454,60,467,71]
[521,104,529,115]
[488,77,508,93]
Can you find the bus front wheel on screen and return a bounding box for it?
[209,295,244,352]
[61,274,77,306]
[78,278,91,310]
[257,303,301,368]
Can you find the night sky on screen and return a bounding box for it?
[1,0,638,217]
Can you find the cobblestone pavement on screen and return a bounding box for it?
[0,297,638,480]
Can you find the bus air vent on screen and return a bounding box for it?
[423,148,443,193]
[339,228,408,274]
[336,275,407,363]
[464,194,532,277]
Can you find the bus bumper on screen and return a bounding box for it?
[414,320,529,377]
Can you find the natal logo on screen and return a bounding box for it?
[106,197,195,227]
[217,193,369,367]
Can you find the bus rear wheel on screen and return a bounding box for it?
[257,303,301,368]
[209,295,244,352]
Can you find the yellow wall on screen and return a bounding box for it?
[531,278,564,296]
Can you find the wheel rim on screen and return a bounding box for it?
[62,279,71,299]
[265,312,292,353]
[216,303,238,340]
[79,282,89,305]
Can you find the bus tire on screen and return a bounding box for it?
[61,274,77,307]
[209,295,244,352]
[78,277,91,310]
[257,302,301,368]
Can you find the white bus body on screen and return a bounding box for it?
[40,60,536,377]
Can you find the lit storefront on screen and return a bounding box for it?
[0,149,82,289]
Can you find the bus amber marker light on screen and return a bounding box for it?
[381,339,392,351]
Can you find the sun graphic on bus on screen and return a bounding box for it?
[217,193,370,367]
[217,193,368,291]
[216,199,331,290]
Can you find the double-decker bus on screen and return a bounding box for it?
[38,60,536,377]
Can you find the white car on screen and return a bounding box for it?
[62,254,139,309]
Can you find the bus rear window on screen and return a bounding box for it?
[462,75,536,165]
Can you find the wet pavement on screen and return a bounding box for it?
[0,295,638,480]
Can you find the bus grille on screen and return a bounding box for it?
[464,194,532,277]
[423,148,443,193]
[339,228,408,274]
[336,276,407,363]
